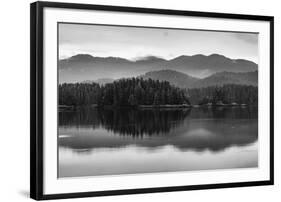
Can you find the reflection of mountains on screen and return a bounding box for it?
[59,107,258,152]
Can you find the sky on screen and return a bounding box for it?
[59,23,258,63]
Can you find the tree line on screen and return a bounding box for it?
[187,84,258,105]
[59,78,190,107]
[59,78,258,107]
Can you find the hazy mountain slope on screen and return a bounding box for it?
[164,54,257,78]
[139,70,258,89]
[59,54,258,83]
[59,54,134,83]
[82,78,115,85]
[140,70,199,88]
[194,71,258,88]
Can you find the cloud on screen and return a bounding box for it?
[59,23,258,62]
[234,33,258,44]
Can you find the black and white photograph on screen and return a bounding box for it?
[58,23,259,178]
[29,1,274,200]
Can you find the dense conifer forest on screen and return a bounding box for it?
[59,78,258,107]
[59,78,190,107]
[188,84,258,105]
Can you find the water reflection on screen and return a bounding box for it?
[60,108,191,136]
[59,107,258,152]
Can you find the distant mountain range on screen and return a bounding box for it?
[59,53,258,84]
[140,70,257,88]
[82,69,257,89]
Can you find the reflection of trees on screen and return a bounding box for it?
[59,108,191,137]
[59,106,258,130]
[189,106,258,119]
[59,108,101,128]
[59,119,258,152]
[98,109,192,137]
[59,107,258,152]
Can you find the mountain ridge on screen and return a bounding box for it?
[140,69,257,88]
[80,69,257,89]
[59,53,258,84]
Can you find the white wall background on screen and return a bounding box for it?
[0,0,279,201]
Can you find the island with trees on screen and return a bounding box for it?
[59,77,258,110]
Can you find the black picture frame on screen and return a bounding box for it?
[30,1,274,200]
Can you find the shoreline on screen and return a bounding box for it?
[59,103,254,110]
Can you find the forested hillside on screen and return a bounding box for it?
[188,84,258,105]
[59,78,190,107]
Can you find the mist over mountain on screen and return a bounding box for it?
[192,71,258,88]
[83,78,114,86]
[59,53,258,84]
[139,70,199,89]
[166,54,257,78]
[140,70,257,88]
[133,56,167,64]
[80,69,257,90]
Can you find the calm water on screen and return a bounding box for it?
[58,107,258,178]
